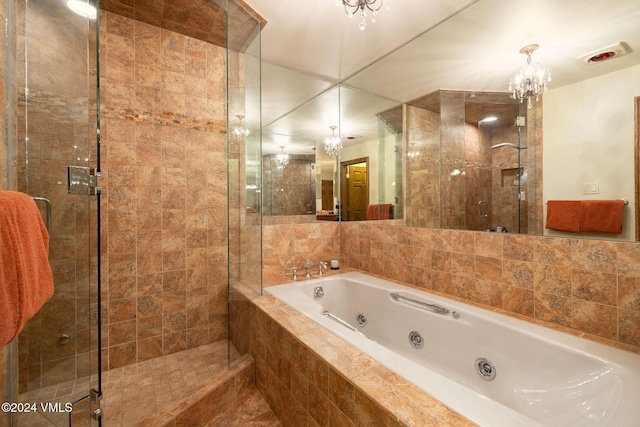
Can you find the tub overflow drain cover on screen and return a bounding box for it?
[409,331,424,349]
[476,357,496,381]
[355,313,367,327]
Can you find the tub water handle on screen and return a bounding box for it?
[390,292,450,315]
[318,262,327,276]
[304,259,312,279]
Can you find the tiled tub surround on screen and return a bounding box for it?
[339,222,640,352]
[262,222,341,286]
[250,284,475,427]
[267,272,640,426]
[258,221,640,425]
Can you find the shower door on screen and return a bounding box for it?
[7,0,101,424]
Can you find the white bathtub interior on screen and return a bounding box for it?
[266,272,640,427]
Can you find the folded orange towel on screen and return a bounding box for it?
[580,200,625,234]
[546,200,582,233]
[0,191,54,346]
[366,204,394,220]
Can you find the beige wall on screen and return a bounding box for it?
[341,138,380,204]
[99,11,228,369]
[544,64,640,240]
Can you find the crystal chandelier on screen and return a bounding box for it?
[230,114,249,144]
[275,146,289,171]
[324,126,342,157]
[508,44,551,109]
[336,0,389,30]
[407,142,420,162]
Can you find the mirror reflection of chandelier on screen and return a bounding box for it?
[508,44,551,109]
[324,125,342,157]
[407,143,420,162]
[337,0,388,30]
[275,146,289,170]
[231,114,249,144]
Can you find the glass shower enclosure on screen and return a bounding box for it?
[4,0,101,424]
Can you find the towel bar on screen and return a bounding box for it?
[545,198,628,205]
[31,196,52,233]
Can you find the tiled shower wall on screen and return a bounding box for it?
[263,156,316,216]
[99,11,229,369]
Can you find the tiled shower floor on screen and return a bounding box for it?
[16,341,280,426]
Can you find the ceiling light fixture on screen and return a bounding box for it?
[324,126,342,157]
[275,146,289,170]
[480,116,497,123]
[336,0,389,31]
[407,142,420,162]
[508,44,551,109]
[67,0,97,19]
[231,114,250,144]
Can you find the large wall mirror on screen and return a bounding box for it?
[261,79,403,223]
[260,0,640,241]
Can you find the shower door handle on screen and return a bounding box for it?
[31,196,52,233]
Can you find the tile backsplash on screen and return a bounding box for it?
[263,221,640,353]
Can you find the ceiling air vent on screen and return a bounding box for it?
[578,42,632,64]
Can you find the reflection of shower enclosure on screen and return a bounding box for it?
[405,90,538,232]
[262,155,315,216]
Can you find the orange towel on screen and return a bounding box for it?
[0,191,54,346]
[580,200,625,234]
[545,200,581,233]
[366,204,394,220]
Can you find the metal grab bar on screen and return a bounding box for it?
[390,292,450,315]
[321,309,369,338]
[31,196,52,233]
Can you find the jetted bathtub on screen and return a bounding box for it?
[266,271,640,427]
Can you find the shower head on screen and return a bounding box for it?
[490,142,527,150]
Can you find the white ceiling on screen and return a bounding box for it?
[245,0,640,155]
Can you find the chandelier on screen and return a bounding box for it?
[336,0,388,30]
[407,143,420,162]
[324,126,342,157]
[230,114,249,144]
[275,146,289,170]
[508,44,551,109]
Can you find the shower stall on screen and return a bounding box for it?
[2,0,262,425]
[405,90,541,233]
[3,0,101,424]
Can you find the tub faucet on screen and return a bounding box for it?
[288,267,298,281]
[305,259,312,278]
[318,261,327,276]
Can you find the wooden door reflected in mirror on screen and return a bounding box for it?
[341,158,369,221]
